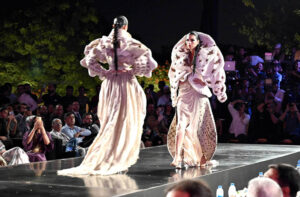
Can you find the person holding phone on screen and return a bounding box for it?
[279,102,300,144]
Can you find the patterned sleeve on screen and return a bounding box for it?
[199,46,227,103]
[80,38,109,80]
[129,40,158,78]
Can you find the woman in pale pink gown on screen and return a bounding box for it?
[58,16,157,175]
[167,31,227,168]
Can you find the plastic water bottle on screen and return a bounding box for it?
[216,185,224,197]
[258,172,264,177]
[228,183,237,197]
[296,163,300,173]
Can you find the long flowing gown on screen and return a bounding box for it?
[167,32,227,166]
[58,29,157,175]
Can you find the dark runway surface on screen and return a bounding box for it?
[1,143,300,197]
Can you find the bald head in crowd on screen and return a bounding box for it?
[165,179,213,197]
[247,177,283,197]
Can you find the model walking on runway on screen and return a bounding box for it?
[167,31,227,168]
[58,16,157,175]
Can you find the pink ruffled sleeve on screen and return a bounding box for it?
[128,40,157,77]
[80,38,109,80]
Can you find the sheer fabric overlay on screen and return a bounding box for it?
[58,29,157,176]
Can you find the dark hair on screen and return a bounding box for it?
[66,85,73,90]
[113,16,128,72]
[268,163,300,197]
[26,115,37,130]
[165,179,213,197]
[148,84,154,91]
[82,112,93,119]
[0,107,7,113]
[235,102,245,111]
[187,31,202,74]
[64,112,75,120]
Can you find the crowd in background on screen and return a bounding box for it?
[0,42,299,164]
[165,163,300,197]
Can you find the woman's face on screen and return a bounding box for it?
[257,63,263,71]
[186,34,199,51]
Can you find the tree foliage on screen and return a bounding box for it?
[0,0,105,96]
[237,0,300,53]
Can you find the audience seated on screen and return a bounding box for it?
[49,118,84,158]
[80,113,99,148]
[22,116,54,162]
[264,163,300,197]
[61,112,91,153]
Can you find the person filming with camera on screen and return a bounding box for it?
[279,102,300,144]
[227,99,250,142]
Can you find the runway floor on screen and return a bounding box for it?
[1,143,300,197]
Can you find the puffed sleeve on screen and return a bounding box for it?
[128,40,158,77]
[80,38,109,80]
[199,46,227,103]
[169,36,193,107]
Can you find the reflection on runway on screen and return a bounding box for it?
[79,174,138,197]
[168,165,213,182]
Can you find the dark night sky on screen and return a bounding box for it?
[93,0,251,56]
[1,0,254,60]
[94,0,203,54]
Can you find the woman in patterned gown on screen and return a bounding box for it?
[168,31,227,168]
[58,16,157,175]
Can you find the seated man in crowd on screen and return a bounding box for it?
[61,112,91,151]
[50,118,85,156]
[15,103,31,138]
[264,163,300,197]
[22,116,54,162]
[0,107,16,149]
[165,179,213,197]
[247,177,283,197]
[79,113,99,148]
[279,102,300,144]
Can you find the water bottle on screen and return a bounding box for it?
[296,163,300,173]
[216,185,224,197]
[228,183,237,197]
[258,172,264,177]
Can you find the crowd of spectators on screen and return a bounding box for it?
[0,43,299,164]
[165,163,300,197]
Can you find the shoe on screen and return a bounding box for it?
[175,161,184,169]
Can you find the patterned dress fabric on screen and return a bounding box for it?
[167,32,227,165]
[58,29,157,175]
